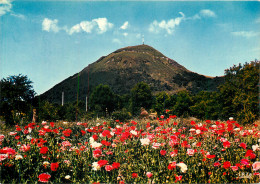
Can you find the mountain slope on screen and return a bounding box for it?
[40,45,223,103]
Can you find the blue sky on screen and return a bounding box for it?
[1,0,260,95]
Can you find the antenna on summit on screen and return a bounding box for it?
[142,35,144,45]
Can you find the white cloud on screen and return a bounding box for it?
[123,32,128,37]
[68,18,113,35]
[0,0,12,16]
[120,21,129,30]
[112,38,121,44]
[94,18,113,34]
[231,31,259,38]
[42,18,60,33]
[199,9,216,18]
[149,12,185,34]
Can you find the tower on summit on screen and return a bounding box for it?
[142,35,144,45]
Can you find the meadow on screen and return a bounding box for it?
[0,115,259,183]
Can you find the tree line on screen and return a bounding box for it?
[1,61,259,124]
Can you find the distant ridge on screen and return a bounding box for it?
[40,45,224,103]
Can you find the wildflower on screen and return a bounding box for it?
[132,173,138,178]
[92,162,101,171]
[40,147,48,154]
[65,175,71,179]
[0,154,8,161]
[152,143,161,149]
[0,134,5,142]
[170,150,178,157]
[223,161,231,169]
[223,141,231,148]
[20,144,31,152]
[62,141,72,147]
[231,166,238,171]
[239,143,247,149]
[91,142,102,149]
[97,160,108,167]
[43,161,50,168]
[38,173,51,183]
[146,172,153,178]
[50,162,59,171]
[160,150,167,156]
[112,162,120,169]
[15,154,23,160]
[252,162,260,171]
[241,159,250,165]
[252,144,260,151]
[168,162,177,170]
[175,175,182,182]
[177,163,188,173]
[93,149,102,158]
[140,138,150,146]
[187,149,195,156]
[213,162,221,167]
[105,165,113,171]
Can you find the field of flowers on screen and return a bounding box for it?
[0,115,259,183]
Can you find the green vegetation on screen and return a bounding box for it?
[1,61,259,125]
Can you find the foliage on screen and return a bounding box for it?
[89,84,116,115]
[0,74,35,124]
[218,61,259,124]
[190,91,221,120]
[130,82,153,116]
[154,92,171,116]
[172,90,193,117]
[111,108,132,122]
[38,101,59,122]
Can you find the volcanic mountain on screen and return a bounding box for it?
[40,45,223,103]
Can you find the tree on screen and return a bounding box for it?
[218,61,259,124]
[89,84,116,115]
[130,82,153,115]
[172,90,193,117]
[0,74,35,124]
[154,92,170,116]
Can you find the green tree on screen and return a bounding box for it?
[218,61,259,124]
[89,84,116,115]
[172,90,193,117]
[155,92,170,115]
[190,91,220,120]
[38,101,59,121]
[130,82,153,115]
[0,74,35,124]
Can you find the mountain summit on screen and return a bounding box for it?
[40,45,223,103]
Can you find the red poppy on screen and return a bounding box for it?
[38,173,51,183]
[40,147,48,154]
[50,162,59,171]
[239,143,247,149]
[223,161,231,169]
[206,155,216,159]
[97,160,108,167]
[223,141,231,148]
[112,162,120,169]
[160,150,167,156]
[168,162,176,170]
[132,173,138,178]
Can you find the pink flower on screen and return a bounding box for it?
[214,162,221,167]
[187,149,195,156]
[62,141,72,147]
[231,166,238,171]
[241,159,250,165]
[0,154,8,161]
[20,144,31,152]
[105,165,113,171]
[146,172,153,178]
[252,161,260,171]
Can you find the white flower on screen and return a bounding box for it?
[65,175,71,179]
[116,125,121,128]
[26,135,32,140]
[234,128,240,131]
[177,163,188,173]
[15,154,23,160]
[140,138,150,146]
[196,129,201,134]
[130,130,138,136]
[252,144,260,151]
[63,121,68,125]
[43,161,50,166]
[91,142,102,149]
[152,143,161,149]
[211,125,217,128]
[92,162,101,171]
[89,137,95,144]
[229,117,234,121]
[28,128,32,133]
[258,139,260,143]
[189,128,196,132]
